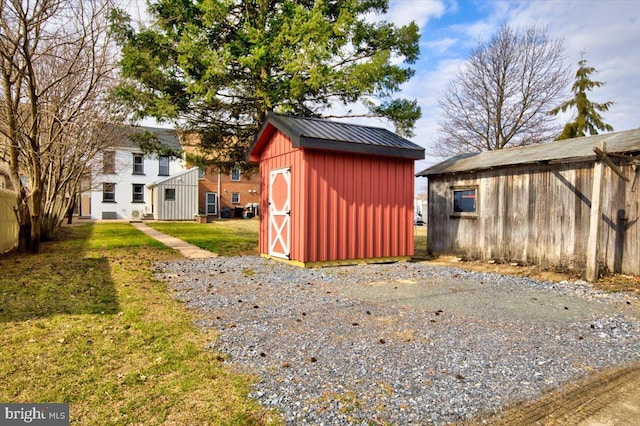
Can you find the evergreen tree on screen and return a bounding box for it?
[551,56,614,140]
[110,1,421,169]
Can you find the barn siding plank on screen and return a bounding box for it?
[427,159,639,275]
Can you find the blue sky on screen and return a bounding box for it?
[131,0,640,193]
[379,0,640,185]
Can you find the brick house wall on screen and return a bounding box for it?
[197,166,260,217]
[180,132,260,218]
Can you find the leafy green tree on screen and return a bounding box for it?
[551,56,614,140]
[110,0,421,169]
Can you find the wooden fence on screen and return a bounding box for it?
[0,189,18,253]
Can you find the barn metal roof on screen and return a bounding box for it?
[249,113,425,161]
[417,128,640,176]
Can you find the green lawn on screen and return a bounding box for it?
[147,219,427,258]
[0,223,276,425]
[146,219,260,256]
[414,225,428,258]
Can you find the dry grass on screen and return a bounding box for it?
[0,223,278,425]
[415,229,638,293]
[595,274,640,295]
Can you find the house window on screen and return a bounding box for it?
[165,188,176,201]
[231,192,240,204]
[159,156,170,176]
[452,187,477,215]
[103,151,115,174]
[206,192,217,215]
[103,183,115,202]
[132,184,144,203]
[133,153,144,174]
[231,167,241,181]
[198,168,205,179]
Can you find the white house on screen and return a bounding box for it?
[88,125,196,221]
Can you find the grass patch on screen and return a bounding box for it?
[413,226,428,258]
[146,219,259,256]
[0,223,276,425]
[148,220,425,258]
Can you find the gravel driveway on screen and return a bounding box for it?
[156,256,640,425]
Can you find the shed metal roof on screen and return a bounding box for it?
[147,167,199,189]
[249,113,425,161]
[417,128,640,176]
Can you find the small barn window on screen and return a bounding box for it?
[165,188,176,201]
[452,187,477,216]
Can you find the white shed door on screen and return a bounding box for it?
[268,167,291,259]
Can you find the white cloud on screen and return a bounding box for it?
[423,37,458,55]
[403,0,640,164]
[507,1,640,132]
[385,0,447,28]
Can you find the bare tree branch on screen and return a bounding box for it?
[433,24,569,157]
[0,0,121,251]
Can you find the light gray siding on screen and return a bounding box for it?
[149,168,199,220]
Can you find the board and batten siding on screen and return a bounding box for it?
[427,159,639,275]
[150,168,199,220]
[302,149,414,263]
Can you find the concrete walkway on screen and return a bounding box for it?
[131,222,217,259]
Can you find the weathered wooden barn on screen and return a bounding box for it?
[249,113,425,266]
[417,128,640,277]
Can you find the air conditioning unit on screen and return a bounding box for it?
[131,210,143,221]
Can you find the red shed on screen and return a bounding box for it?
[248,113,425,266]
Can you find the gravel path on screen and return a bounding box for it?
[156,256,640,425]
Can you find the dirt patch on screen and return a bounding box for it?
[464,363,640,426]
[341,278,636,326]
[416,255,578,281]
[595,274,640,296]
[417,255,640,295]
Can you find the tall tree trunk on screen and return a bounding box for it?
[27,170,42,252]
[30,214,41,253]
[16,199,32,252]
